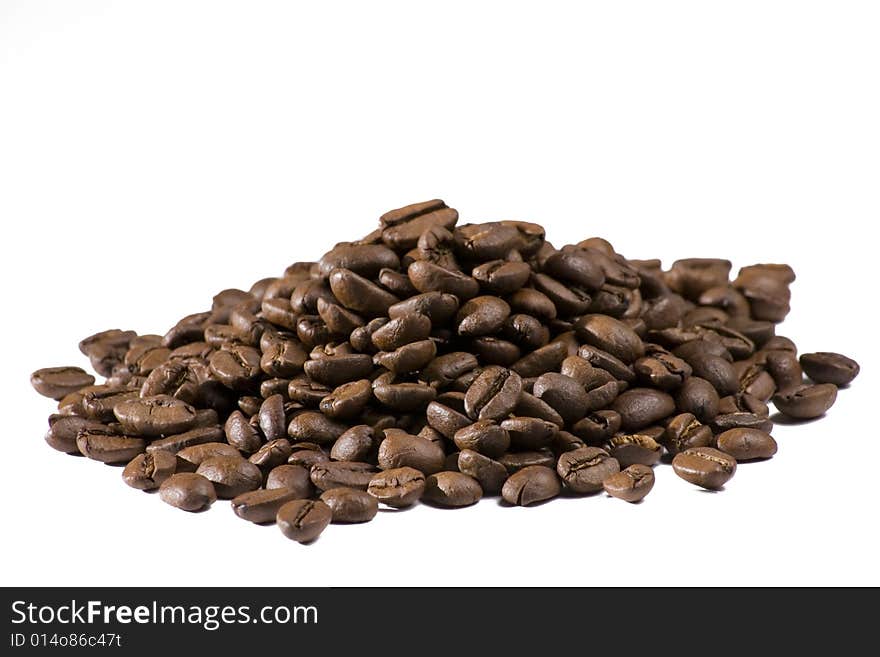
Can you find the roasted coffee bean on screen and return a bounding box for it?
[330,425,374,462]
[501,416,558,450]
[378,432,445,474]
[288,377,331,406]
[159,473,217,512]
[147,426,225,455]
[45,415,105,454]
[310,460,376,491]
[387,292,460,327]
[266,464,314,498]
[718,392,770,417]
[320,487,379,523]
[196,456,262,498]
[288,411,349,444]
[472,260,532,295]
[423,472,482,507]
[612,388,676,431]
[30,367,95,400]
[634,351,692,390]
[498,450,556,474]
[711,412,773,433]
[232,488,302,524]
[577,345,635,382]
[675,377,720,423]
[552,430,586,454]
[408,261,479,300]
[603,464,654,503]
[249,439,293,469]
[176,442,241,471]
[374,339,437,374]
[773,384,837,419]
[365,467,425,507]
[81,388,141,422]
[764,350,803,393]
[513,392,565,427]
[277,499,333,543]
[663,413,714,455]
[556,447,620,493]
[455,296,511,337]
[258,394,287,441]
[288,447,330,468]
[571,410,622,446]
[607,434,663,467]
[303,353,374,387]
[122,451,177,490]
[542,250,605,290]
[318,243,400,279]
[223,410,263,453]
[574,315,645,363]
[532,373,589,424]
[76,427,145,464]
[799,352,860,387]
[672,447,736,489]
[502,465,561,506]
[380,199,458,249]
[207,345,262,390]
[140,361,200,404]
[716,428,777,461]
[531,273,591,317]
[260,339,308,378]
[457,450,508,495]
[453,420,510,457]
[464,366,523,421]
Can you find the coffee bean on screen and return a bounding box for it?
[716,428,777,461]
[303,353,374,387]
[574,314,645,363]
[378,432,445,474]
[146,426,225,455]
[501,465,561,506]
[373,339,437,374]
[675,377,720,423]
[258,394,287,441]
[571,410,622,446]
[320,487,379,523]
[367,467,426,507]
[122,451,177,490]
[277,499,333,543]
[799,352,860,386]
[663,413,714,455]
[513,391,565,427]
[556,447,620,493]
[612,388,676,431]
[464,366,523,421]
[318,243,400,279]
[159,473,217,512]
[603,464,655,503]
[81,388,141,422]
[532,373,589,424]
[372,381,437,412]
[76,427,146,464]
[472,260,532,295]
[717,393,770,417]
[223,411,264,453]
[30,367,95,400]
[45,415,105,454]
[453,420,510,458]
[511,340,568,378]
[208,345,262,390]
[456,450,508,495]
[310,460,376,491]
[455,296,511,337]
[388,292,460,326]
[672,447,736,489]
[499,449,556,474]
[423,472,482,507]
[711,412,773,433]
[426,396,473,439]
[577,345,635,382]
[330,425,374,462]
[140,361,200,404]
[249,439,293,469]
[773,384,837,419]
[232,488,302,524]
[176,442,241,471]
[266,464,314,498]
[500,416,558,450]
[287,411,349,444]
[607,434,662,467]
[196,456,262,498]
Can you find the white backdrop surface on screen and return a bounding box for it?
[1,1,877,586]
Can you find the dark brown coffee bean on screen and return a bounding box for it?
[159,473,217,512]
[603,464,654,503]
[675,377,720,423]
[232,488,303,524]
[370,314,432,352]
[472,260,532,295]
[196,456,262,498]
[502,314,549,351]
[139,361,200,404]
[498,449,556,474]
[80,388,141,422]
[501,416,558,450]
[455,296,511,337]
[634,351,692,390]
[221,410,261,453]
[327,268,400,317]
[318,243,400,279]
[406,260,479,300]
[464,366,523,421]
[45,415,105,454]
[122,451,177,490]
[266,464,314,498]
[542,250,605,290]
[735,362,776,401]
[249,439,293,469]
[30,367,95,400]
[799,352,860,386]
[717,393,770,417]
[372,380,437,411]
[380,199,458,249]
[320,487,379,523]
[76,427,145,464]
[378,432,445,474]
[287,377,331,407]
[277,499,333,543]
[556,447,620,493]
[571,410,622,446]
[773,384,837,419]
[456,449,508,495]
[146,426,225,455]
[176,442,241,471]
[303,353,373,387]
[388,292,460,326]
[663,413,714,455]
[710,412,772,433]
[453,420,510,458]
[287,411,349,444]
[531,273,591,317]
[455,222,522,260]
[577,345,635,382]
[512,392,565,428]
[607,434,662,467]
[612,388,676,431]
[672,447,736,489]
[329,425,374,462]
[310,460,376,491]
[532,373,589,424]
[423,472,482,507]
[716,428,777,461]
[366,467,425,507]
[501,465,561,506]
[373,339,437,374]
[574,315,645,363]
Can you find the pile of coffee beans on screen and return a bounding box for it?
[31,199,860,543]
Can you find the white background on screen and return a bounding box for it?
[1,1,877,587]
